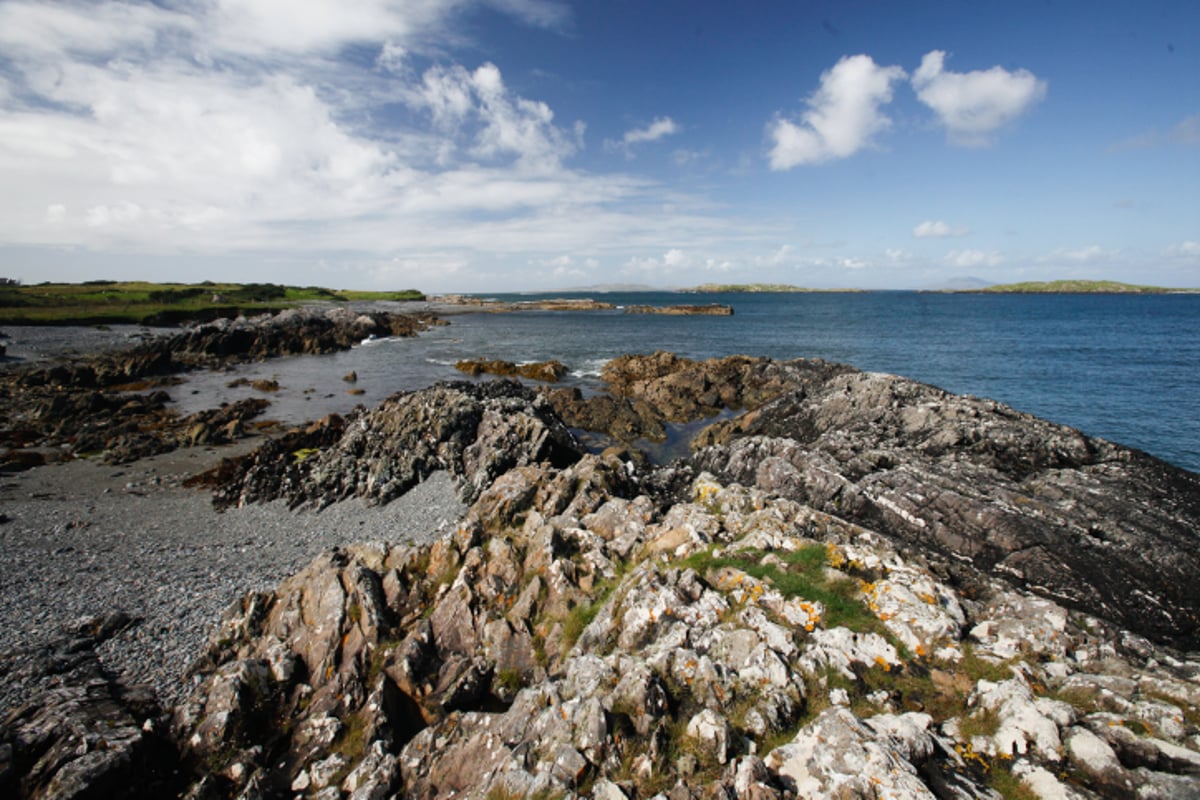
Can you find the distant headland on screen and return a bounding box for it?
[960,279,1197,294]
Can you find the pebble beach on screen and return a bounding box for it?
[0,440,465,714]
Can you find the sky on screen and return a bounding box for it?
[0,0,1197,292]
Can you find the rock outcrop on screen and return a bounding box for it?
[0,613,181,800]
[543,352,853,443]
[435,296,617,312]
[545,351,1200,650]
[196,380,581,510]
[689,369,1200,650]
[12,456,1197,798]
[4,360,1200,799]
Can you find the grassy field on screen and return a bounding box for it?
[0,281,425,325]
[977,279,1186,294]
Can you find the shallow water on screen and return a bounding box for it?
[165,292,1200,473]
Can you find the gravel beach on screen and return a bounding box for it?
[0,441,466,715]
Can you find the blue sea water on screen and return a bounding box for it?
[172,292,1200,473]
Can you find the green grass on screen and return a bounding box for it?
[977,279,1184,294]
[677,544,886,635]
[0,281,425,324]
[560,586,613,652]
[986,761,1041,800]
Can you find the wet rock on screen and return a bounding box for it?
[454,358,568,383]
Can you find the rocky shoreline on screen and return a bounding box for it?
[2,328,1200,799]
[0,307,441,470]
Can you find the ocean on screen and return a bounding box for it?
[170,292,1200,473]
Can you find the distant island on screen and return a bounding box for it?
[686,283,865,293]
[967,279,1193,295]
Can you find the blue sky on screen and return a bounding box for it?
[0,0,1196,291]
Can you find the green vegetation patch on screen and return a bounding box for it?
[0,280,426,325]
[679,544,885,635]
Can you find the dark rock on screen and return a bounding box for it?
[201,380,582,509]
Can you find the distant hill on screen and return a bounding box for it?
[974,279,1190,294]
[686,283,865,293]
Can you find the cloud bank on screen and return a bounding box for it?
[0,0,730,287]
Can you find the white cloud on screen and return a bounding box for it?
[407,62,578,169]
[912,51,1046,146]
[482,0,570,29]
[605,116,680,158]
[662,248,687,267]
[884,248,911,262]
[1035,245,1122,266]
[944,249,1002,268]
[0,1,190,58]
[763,245,794,265]
[624,117,679,145]
[208,0,568,58]
[913,220,968,238]
[469,63,577,167]
[376,41,408,73]
[767,54,906,169]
